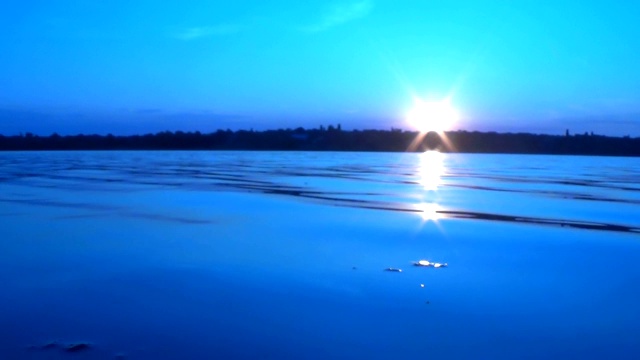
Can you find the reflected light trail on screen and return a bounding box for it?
[414,150,446,224]
[415,201,442,222]
[419,150,445,191]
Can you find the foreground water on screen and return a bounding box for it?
[1,151,639,359]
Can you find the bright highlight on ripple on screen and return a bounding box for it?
[416,202,442,222]
[414,151,446,223]
[419,150,445,191]
[406,98,459,133]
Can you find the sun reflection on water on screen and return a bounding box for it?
[418,150,445,191]
[414,150,446,222]
[416,201,442,222]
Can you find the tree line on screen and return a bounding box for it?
[1,127,639,156]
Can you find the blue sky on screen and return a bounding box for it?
[1,0,639,135]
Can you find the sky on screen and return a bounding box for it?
[1,0,639,136]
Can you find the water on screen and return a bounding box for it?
[1,151,639,359]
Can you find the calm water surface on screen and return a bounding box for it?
[1,151,639,359]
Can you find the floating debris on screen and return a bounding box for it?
[28,341,60,351]
[420,284,425,288]
[41,341,59,350]
[384,267,402,272]
[65,343,91,352]
[28,340,92,354]
[413,260,432,267]
[413,260,448,268]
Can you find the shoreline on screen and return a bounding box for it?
[1,128,640,156]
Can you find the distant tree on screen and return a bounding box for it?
[1,127,639,155]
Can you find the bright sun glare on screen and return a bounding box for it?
[406,98,459,133]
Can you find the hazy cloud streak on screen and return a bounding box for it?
[303,0,373,32]
[173,24,242,40]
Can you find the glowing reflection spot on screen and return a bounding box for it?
[416,202,442,222]
[418,150,445,191]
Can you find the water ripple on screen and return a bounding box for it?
[1,151,639,234]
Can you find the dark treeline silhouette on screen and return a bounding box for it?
[1,127,640,156]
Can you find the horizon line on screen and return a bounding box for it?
[1,127,636,139]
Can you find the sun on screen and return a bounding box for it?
[406,98,459,133]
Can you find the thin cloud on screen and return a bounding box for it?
[173,24,242,40]
[303,0,373,33]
